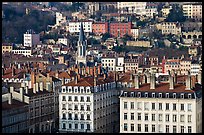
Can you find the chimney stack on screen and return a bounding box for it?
[94,75,97,86]
[169,74,174,90]
[36,83,39,92]
[134,74,139,89]
[33,83,36,93]
[20,87,24,102]
[150,74,156,89]
[40,82,43,91]
[10,86,14,94]
[8,93,12,104]
[62,77,65,85]
[146,72,151,83]
[25,86,28,94]
[198,71,202,84]
[55,71,59,78]
[142,74,147,84]
[75,74,78,84]
[185,71,191,90]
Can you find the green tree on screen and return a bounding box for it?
[101,33,111,42]
[166,4,186,22]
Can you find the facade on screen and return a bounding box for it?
[182,3,202,21]
[109,22,132,38]
[160,22,181,35]
[92,22,108,35]
[161,6,172,17]
[2,43,13,53]
[56,12,67,26]
[126,41,151,48]
[24,30,40,47]
[190,62,201,75]
[101,57,116,71]
[68,21,93,33]
[188,45,200,57]
[145,7,158,17]
[12,47,32,56]
[57,38,68,46]
[164,59,180,74]
[124,58,139,72]
[59,71,120,133]
[180,60,191,75]
[130,28,139,39]
[119,73,202,133]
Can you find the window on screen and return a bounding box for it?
[137,102,142,110]
[180,104,184,111]
[68,96,72,101]
[158,124,162,133]
[62,123,66,129]
[74,105,78,110]
[62,104,66,110]
[130,102,134,109]
[74,114,78,120]
[68,104,72,110]
[75,124,78,129]
[188,126,191,133]
[181,126,184,133]
[124,102,127,109]
[124,123,128,131]
[152,93,155,98]
[166,114,169,122]
[145,113,148,121]
[87,114,90,120]
[180,115,184,122]
[152,114,155,121]
[81,124,84,129]
[138,113,141,120]
[138,92,141,97]
[68,113,72,120]
[74,96,78,101]
[145,124,148,132]
[159,114,162,121]
[145,92,148,98]
[62,113,66,119]
[173,115,177,122]
[124,113,127,120]
[173,93,176,98]
[181,93,184,99]
[173,126,177,133]
[87,97,90,102]
[138,124,141,132]
[144,102,149,110]
[166,125,169,133]
[131,124,134,131]
[81,97,84,102]
[152,103,155,110]
[81,105,84,110]
[187,104,192,111]
[166,93,169,98]
[131,113,134,120]
[152,125,155,132]
[87,124,90,130]
[81,114,84,120]
[188,115,192,123]
[159,103,162,110]
[87,105,91,111]
[69,123,72,129]
[62,96,66,101]
[159,93,162,98]
[173,104,176,110]
[188,94,191,99]
[166,103,169,110]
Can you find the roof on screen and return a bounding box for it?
[25,89,54,97]
[79,22,86,41]
[2,99,28,111]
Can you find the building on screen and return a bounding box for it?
[109,22,132,38]
[76,22,87,66]
[126,41,151,48]
[164,58,180,74]
[145,7,158,17]
[180,59,191,75]
[12,47,32,56]
[182,3,202,21]
[130,28,139,40]
[182,31,202,45]
[101,57,117,71]
[117,2,147,15]
[190,61,201,75]
[56,12,67,26]
[2,94,29,133]
[124,57,139,72]
[2,43,13,53]
[161,6,172,17]
[59,68,120,133]
[68,21,93,33]
[24,30,40,48]
[119,72,202,133]
[160,22,181,35]
[188,45,201,57]
[92,22,108,35]
[57,38,69,46]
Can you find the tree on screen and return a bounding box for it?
[122,34,134,43]
[166,4,186,22]
[101,33,111,42]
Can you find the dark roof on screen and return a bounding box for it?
[2,99,28,111]
[79,22,86,41]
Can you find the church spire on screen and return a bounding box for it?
[79,22,85,41]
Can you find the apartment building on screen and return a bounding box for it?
[109,22,132,38]
[119,72,202,133]
[56,12,67,26]
[124,58,139,72]
[180,59,191,75]
[188,45,201,57]
[101,56,124,72]
[68,21,93,33]
[2,94,29,133]
[57,38,69,46]
[182,3,202,21]
[160,22,181,35]
[190,62,201,75]
[164,59,181,74]
[59,67,120,133]
[2,43,13,54]
[24,30,40,48]
[161,6,172,17]
[92,22,108,35]
[12,47,32,56]
[130,28,139,39]
[126,41,151,48]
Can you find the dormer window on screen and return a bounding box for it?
[152,93,155,98]
[131,92,134,97]
[145,92,148,98]
[188,94,191,99]
[124,92,127,97]
[181,93,184,99]
[173,93,176,98]
[166,93,169,98]
[159,93,162,98]
[138,92,141,98]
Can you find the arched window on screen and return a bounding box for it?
[193,35,197,39]
[187,35,191,39]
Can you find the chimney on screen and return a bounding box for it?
[169,74,174,90]
[8,93,12,105]
[10,86,14,94]
[103,73,106,80]
[134,74,139,89]
[33,83,36,93]
[94,75,97,86]
[75,74,78,84]
[130,74,133,81]
[62,77,65,85]
[174,72,177,84]
[185,72,191,90]
[142,74,147,84]
[20,87,24,102]
[12,66,15,76]
[40,82,43,91]
[150,74,156,89]
[25,86,28,94]
[47,73,50,81]
[55,71,59,78]
[36,83,39,92]
[198,71,202,84]
[146,72,151,83]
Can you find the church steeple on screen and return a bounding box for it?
[76,22,87,66]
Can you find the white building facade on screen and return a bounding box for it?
[24,31,40,47]
[68,21,93,33]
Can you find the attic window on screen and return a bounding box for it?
[131,92,134,97]
[159,93,162,98]
[145,92,148,98]
[138,92,141,98]
[124,92,127,97]
[152,93,155,98]
[181,93,184,99]
[166,93,169,98]
[188,94,191,99]
[173,93,176,98]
